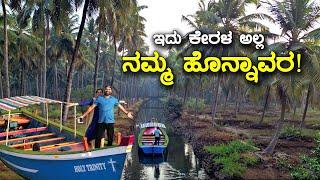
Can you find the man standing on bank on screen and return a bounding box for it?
[80,85,134,148]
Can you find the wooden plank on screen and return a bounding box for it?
[41,142,82,151]
[0,127,47,138]
[142,138,165,141]
[142,136,164,138]
[10,137,65,148]
[0,133,55,144]
[142,137,165,139]
[40,142,75,149]
[142,140,165,142]
[24,142,75,151]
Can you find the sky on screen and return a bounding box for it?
[137,0,283,54]
[73,0,319,53]
[137,0,199,53]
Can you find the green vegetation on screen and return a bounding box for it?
[280,125,302,139]
[276,132,320,179]
[290,133,320,179]
[291,155,320,179]
[205,140,259,177]
[185,98,206,112]
[164,97,183,119]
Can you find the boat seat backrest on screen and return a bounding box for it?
[0,127,47,138]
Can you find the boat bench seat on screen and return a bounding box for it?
[0,127,47,138]
[10,137,65,148]
[0,133,55,144]
[141,142,165,145]
[142,134,164,137]
[24,141,82,151]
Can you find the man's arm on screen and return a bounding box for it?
[78,99,93,106]
[80,104,97,118]
[118,104,134,119]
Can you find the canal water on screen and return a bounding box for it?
[121,100,208,180]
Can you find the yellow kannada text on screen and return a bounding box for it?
[122,51,174,86]
[184,51,301,83]
[122,50,301,85]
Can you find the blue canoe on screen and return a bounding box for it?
[138,122,169,155]
[0,96,134,180]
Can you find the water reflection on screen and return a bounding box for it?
[121,100,208,180]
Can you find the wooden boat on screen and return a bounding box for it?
[0,115,31,127]
[138,122,169,155]
[0,96,134,179]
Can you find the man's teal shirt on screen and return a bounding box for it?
[94,95,119,123]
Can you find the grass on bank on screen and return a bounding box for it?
[204,140,259,177]
[276,132,320,180]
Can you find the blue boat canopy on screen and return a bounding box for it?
[139,122,166,129]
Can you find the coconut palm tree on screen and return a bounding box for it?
[62,0,91,122]
[117,4,147,99]
[7,2,42,96]
[181,0,274,125]
[91,0,109,95]
[108,0,134,86]
[1,0,10,97]
[262,0,320,154]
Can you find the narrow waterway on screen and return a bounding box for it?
[122,100,208,180]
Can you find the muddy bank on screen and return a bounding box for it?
[171,111,316,179]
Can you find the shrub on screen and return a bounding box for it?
[204,140,258,177]
[280,125,302,139]
[164,97,182,119]
[241,153,259,166]
[205,140,255,156]
[291,155,320,179]
[185,98,206,111]
[289,132,320,179]
[72,85,94,101]
[291,166,312,179]
[314,132,320,157]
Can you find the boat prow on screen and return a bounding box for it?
[0,96,135,180]
[0,135,134,180]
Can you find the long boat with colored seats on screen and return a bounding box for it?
[138,122,169,155]
[0,96,134,180]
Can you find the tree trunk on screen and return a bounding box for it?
[123,76,127,99]
[41,9,49,98]
[81,68,84,89]
[0,72,3,98]
[223,90,229,112]
[110,34,117,86]
[20,60,26,96]
[259,85,271,125]
[2,1,10,97]
[19,61,23,96]
[54,63,58,99]
[36,73,39,96]
[39,68,42,96]
[118,48,126,100]
[62,0,89,122]
[183,79,189,104]
[195,76,202,116]
[263,84,286,154]
[234,79,240,117]
[300,83,312,129]
[101,72,105,87]
[292,105,297,121]
[93,24,102,95]
[211,75,221,126]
